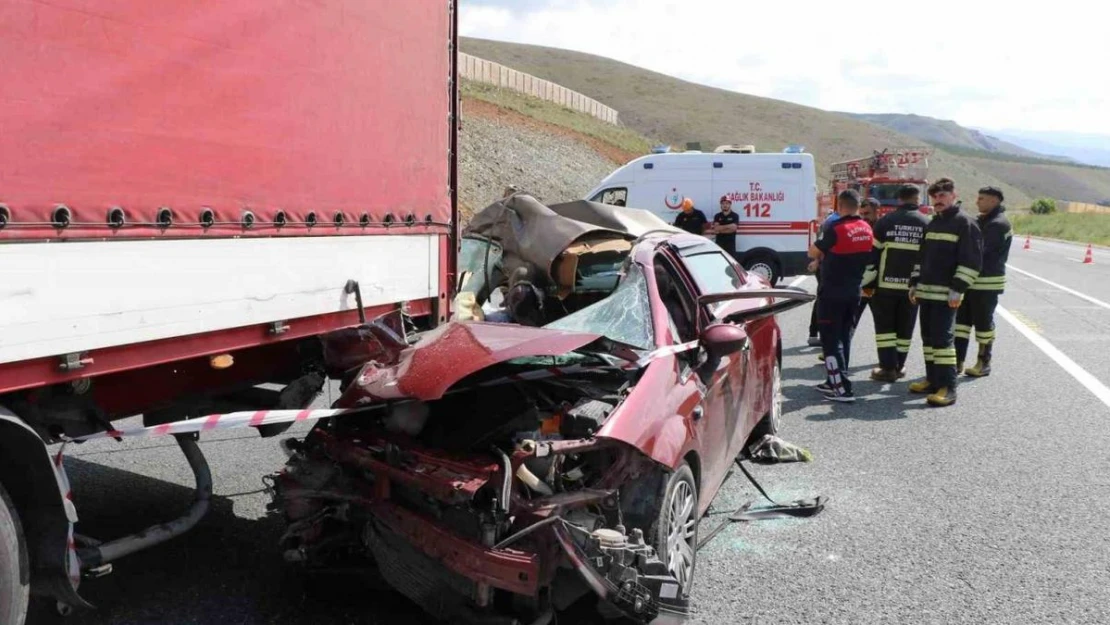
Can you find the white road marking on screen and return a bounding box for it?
[1007,264,1110,311]
[787,275,809,288]
[997,305,1110,409]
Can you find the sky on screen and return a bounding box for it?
[460,0,1110,136]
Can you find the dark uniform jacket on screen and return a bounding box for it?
[815,214,873,299]
[862,203,930,294]
[968,205,1012,293]
[673,209,708,235]
[908,202,983,302]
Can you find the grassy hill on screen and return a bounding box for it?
[843,113,1073,163]
[461,37,1110,208]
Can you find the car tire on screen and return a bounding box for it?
[0,482,30,625]
[743,253,781,286]
[654,462,698,597]
[748,358,782,443]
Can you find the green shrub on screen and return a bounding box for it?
[1029,198,1057,214]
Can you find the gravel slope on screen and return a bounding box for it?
[458,98,624,217]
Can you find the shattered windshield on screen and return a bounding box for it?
[545,263,654,351]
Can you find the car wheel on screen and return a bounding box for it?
[746,358,782,446]
[743,254,781,286]
[0,482,30,625]
[655,462,698,596]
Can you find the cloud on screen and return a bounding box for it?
[460,0,1110,135]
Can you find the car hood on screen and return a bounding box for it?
[338,321,627,404]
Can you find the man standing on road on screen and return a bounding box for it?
[907,178,983,407]
[955,186,1012,377]
[807,204,843,347]
[673,198,708,235]
[811,189,873,403]
[708,196,740,258]
[863,185,930,382]
[852,198,881,330]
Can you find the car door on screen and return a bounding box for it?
[650,251,734,504]
[659,247,752,504]
[671,246,764,470]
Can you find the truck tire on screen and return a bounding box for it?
[743,253,781,286]
[0,482,30,625]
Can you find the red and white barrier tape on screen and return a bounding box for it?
[625,339,700,369]
[67,408,355,443]
[51,445,82,587]
[65,344,702,444]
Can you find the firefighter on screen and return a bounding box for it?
[673,198,708,235]
[863,185,929,381]
[955,186,1012,376]
[810,189,873,403]
[907,178,983,407]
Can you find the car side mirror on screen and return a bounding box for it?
[701,323,749,359]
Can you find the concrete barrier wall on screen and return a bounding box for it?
[459,53,620,125]
[1062,201,1110,214]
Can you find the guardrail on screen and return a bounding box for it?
[459,53,619,125]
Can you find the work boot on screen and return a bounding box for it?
[926,387,957,407]
[908,379,935,394]
[870,367,899,382]
[956,361,964,376]
[965,344,992,377]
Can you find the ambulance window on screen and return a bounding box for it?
[591,187,628,206]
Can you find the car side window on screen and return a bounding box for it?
[653,257,698,344]
[679,250,745,317]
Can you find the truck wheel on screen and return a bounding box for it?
[743,254,781,286]
[654,462,698,597]
[0,482,30,625]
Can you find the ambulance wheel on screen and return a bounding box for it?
[743,254,781,285]
[0,481,30,625]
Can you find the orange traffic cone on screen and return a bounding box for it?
[1083,244,1093,264]
[1023,235,1031,250]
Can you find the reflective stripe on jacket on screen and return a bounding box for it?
[908,202,983,301]
[863,203,930,293]
[969,205,1012,292]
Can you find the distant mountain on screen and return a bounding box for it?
[844,113,1075,164]
[461,37,1110,206]
[973,128,1110,168]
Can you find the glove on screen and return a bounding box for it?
[948,289,962,309]
[908,286,917,305]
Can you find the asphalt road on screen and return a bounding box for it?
[26,237,1110,625]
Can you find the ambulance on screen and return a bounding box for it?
[584,146,820,285]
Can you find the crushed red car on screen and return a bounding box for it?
[268,196,814,624]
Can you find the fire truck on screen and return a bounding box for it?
[819,147,934,217]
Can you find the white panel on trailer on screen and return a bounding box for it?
[0,235,440,364]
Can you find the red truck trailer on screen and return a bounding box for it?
[0,1,458,622]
